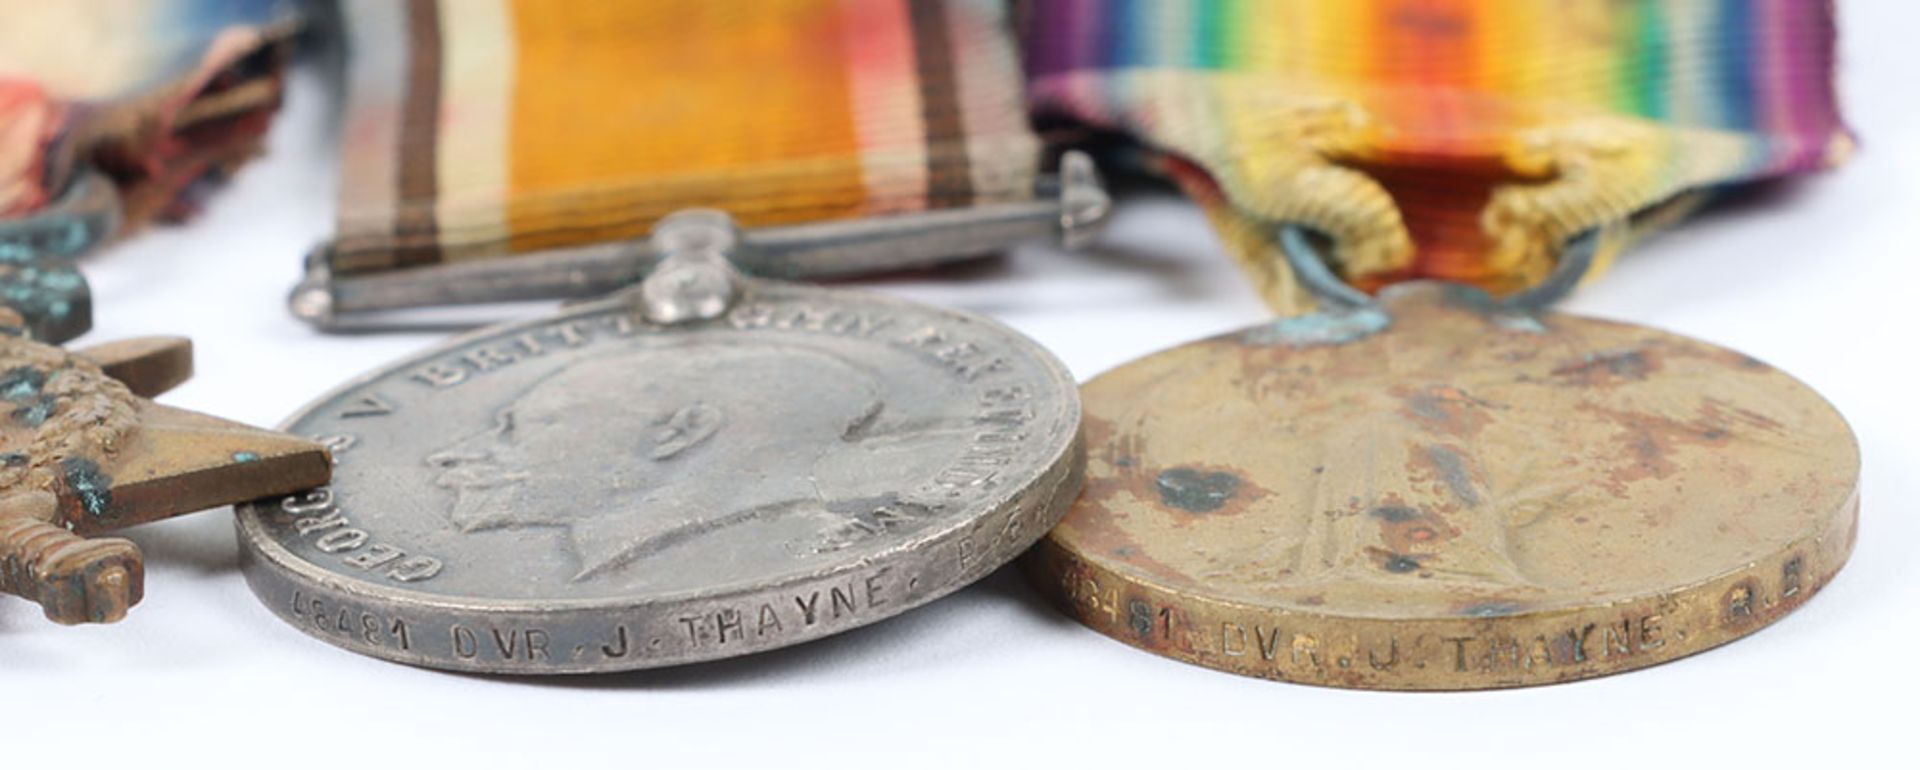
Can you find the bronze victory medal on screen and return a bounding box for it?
[1027,284,1858,690]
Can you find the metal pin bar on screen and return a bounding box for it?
[291,151,1109,331]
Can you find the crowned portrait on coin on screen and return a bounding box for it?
[426,339,963,580]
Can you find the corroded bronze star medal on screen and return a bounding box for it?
[0,312,332,624]
[1026,238,1859,691]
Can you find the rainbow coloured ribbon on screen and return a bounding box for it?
[1024,0,1852,313]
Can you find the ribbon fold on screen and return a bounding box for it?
[1024,0,1852,314]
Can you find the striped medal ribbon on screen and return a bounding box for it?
[300,0,1106,329]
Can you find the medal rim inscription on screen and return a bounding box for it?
[1027,290,1860,690]
[236,281,1085,673]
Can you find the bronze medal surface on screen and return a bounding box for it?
[1026,284,1859,690]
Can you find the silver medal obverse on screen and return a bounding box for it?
[236,280,1083,673]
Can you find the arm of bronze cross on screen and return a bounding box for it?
[0,314,331,624]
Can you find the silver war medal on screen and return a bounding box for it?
[237,209,1086,673]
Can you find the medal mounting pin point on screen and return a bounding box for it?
[634,209,746,325]
[290,151,1111,331]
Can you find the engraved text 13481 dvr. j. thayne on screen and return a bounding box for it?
[236,274,1083,674]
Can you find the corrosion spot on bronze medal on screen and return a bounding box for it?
[1552,348,1658,386]
[1396,385,1495,437]
[60,457,112,518]
[1371,505,1418,523]
[1422,445,1481,505]
[0,365,46,400]
[1370,499,1461,555]
[0,364,60,425]
[1155,467,1240,513]
[1459,601,1526,618]
[10,397,59,426]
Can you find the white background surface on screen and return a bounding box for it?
[5,5,1917,767]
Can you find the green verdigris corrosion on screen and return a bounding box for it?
[0,171,117,344]
[59,458,114,519]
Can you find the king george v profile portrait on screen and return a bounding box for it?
[425,339,957,581]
